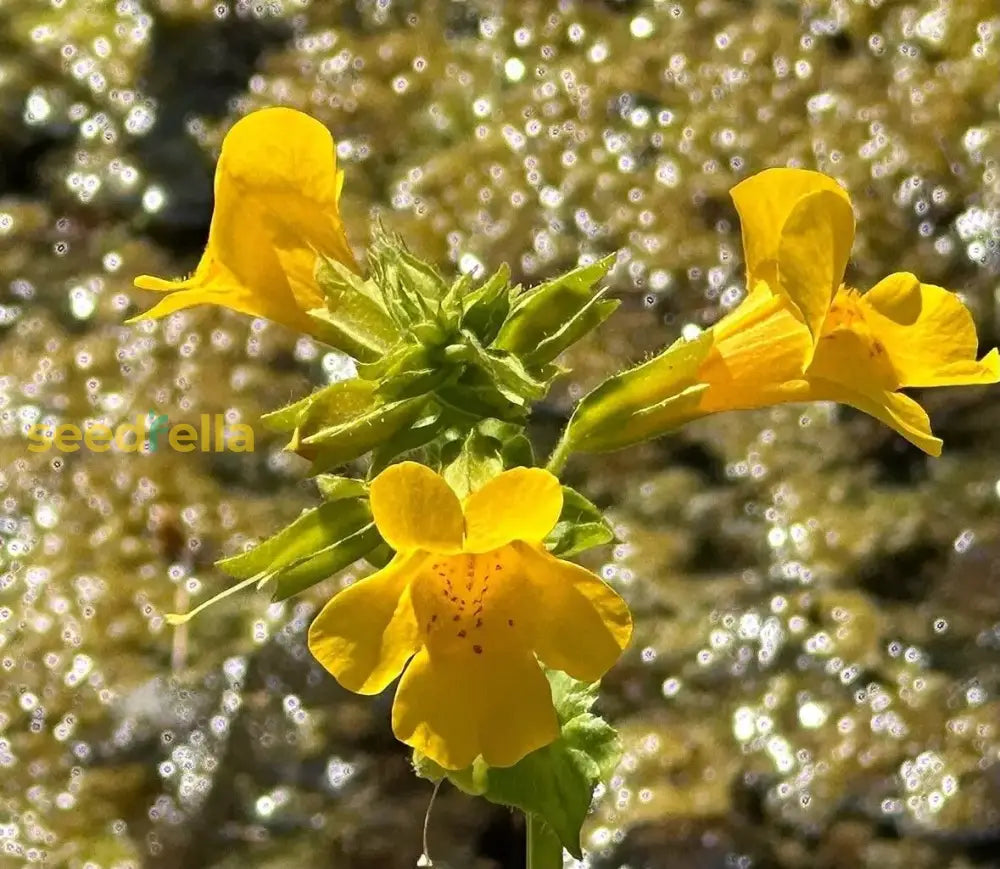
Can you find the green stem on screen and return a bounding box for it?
[525,813,563,869]
[544,430,573,476]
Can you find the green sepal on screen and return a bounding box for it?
[461,330,548,405]
[563,330,714,453]
[368,405,449,476]
[412,671,621,859]
[271,523,381,601]
[315,475,369,501]
[301,395,430,472]
[527,291,619,369]
[436,369,529,423]
[377,365,457,401]
[371,228,449,302]
[495,256,616,364]
[217,498,372,580]
[309,256,399,362]
[460,263,513,345]
[355,342,426,381]
[545,487,615,557]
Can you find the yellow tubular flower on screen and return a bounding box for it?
[307,463,632,770]
[130,107,358,336]
[656,168,999,455]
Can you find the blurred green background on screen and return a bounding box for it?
[2,1,1000,867]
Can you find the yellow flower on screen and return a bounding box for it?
[130,106,358,336]
[307,462,632,770]
[573,168,999,456]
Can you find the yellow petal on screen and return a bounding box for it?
[777,188,855,343]
[731,168,854,343]
[697,282,814,414]
[370,462,464,554]
[131,107,357,336]
[307,553,422,694]
[731,168,853,285]
[462,468,563,553]
[804,376,942,456]
[513,543,632,682]
[860,274,1000,388]
[391,646,558,769]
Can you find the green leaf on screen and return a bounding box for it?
[315,476,369,501]
[413,672,621,860]
[495,256,616,359]
[310,256,399,362]
[365,542,394,570]
[272,523,381,601]
[545,487,615,557]
[563,329,714,453]
[442,429,504,498]
[217,498,372,580]
[261,379,378,434]
[302,395,430,473]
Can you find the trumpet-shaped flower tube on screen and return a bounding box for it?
[130,107,358,337]
[307,463,632,770]
[567,168,999,456]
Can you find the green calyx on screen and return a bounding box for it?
[266,231,617,474]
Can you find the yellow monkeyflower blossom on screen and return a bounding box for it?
[308,462,632,770]
[572,168,999,456]
[130,106,358,336]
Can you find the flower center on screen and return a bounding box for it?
[410,548,528,658]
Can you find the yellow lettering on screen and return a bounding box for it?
[169,424,198,453]
[26,424,52,452]
[113,416,145,452]
[84,423,112,452]
[54,425,81,452]
[228,425,255,453]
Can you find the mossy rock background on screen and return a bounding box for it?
[1,1,999,866]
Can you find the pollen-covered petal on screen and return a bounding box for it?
[391,647,558,770]
[370,462,464,554]
[463,468,564,552]
[731,168,854,293]
[307,553,422,694]
[805,377,942,457]
[513,543,632,683]
[860,274,1000,388]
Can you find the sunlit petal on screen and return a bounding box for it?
[370,463,464,554]
[308,553,422,694]
[463,468,563,552]
[392,646,558,770]
[514,543,631,683]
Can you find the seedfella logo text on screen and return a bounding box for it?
[26,413,254,453]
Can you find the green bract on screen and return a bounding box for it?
[262,231,616,474]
